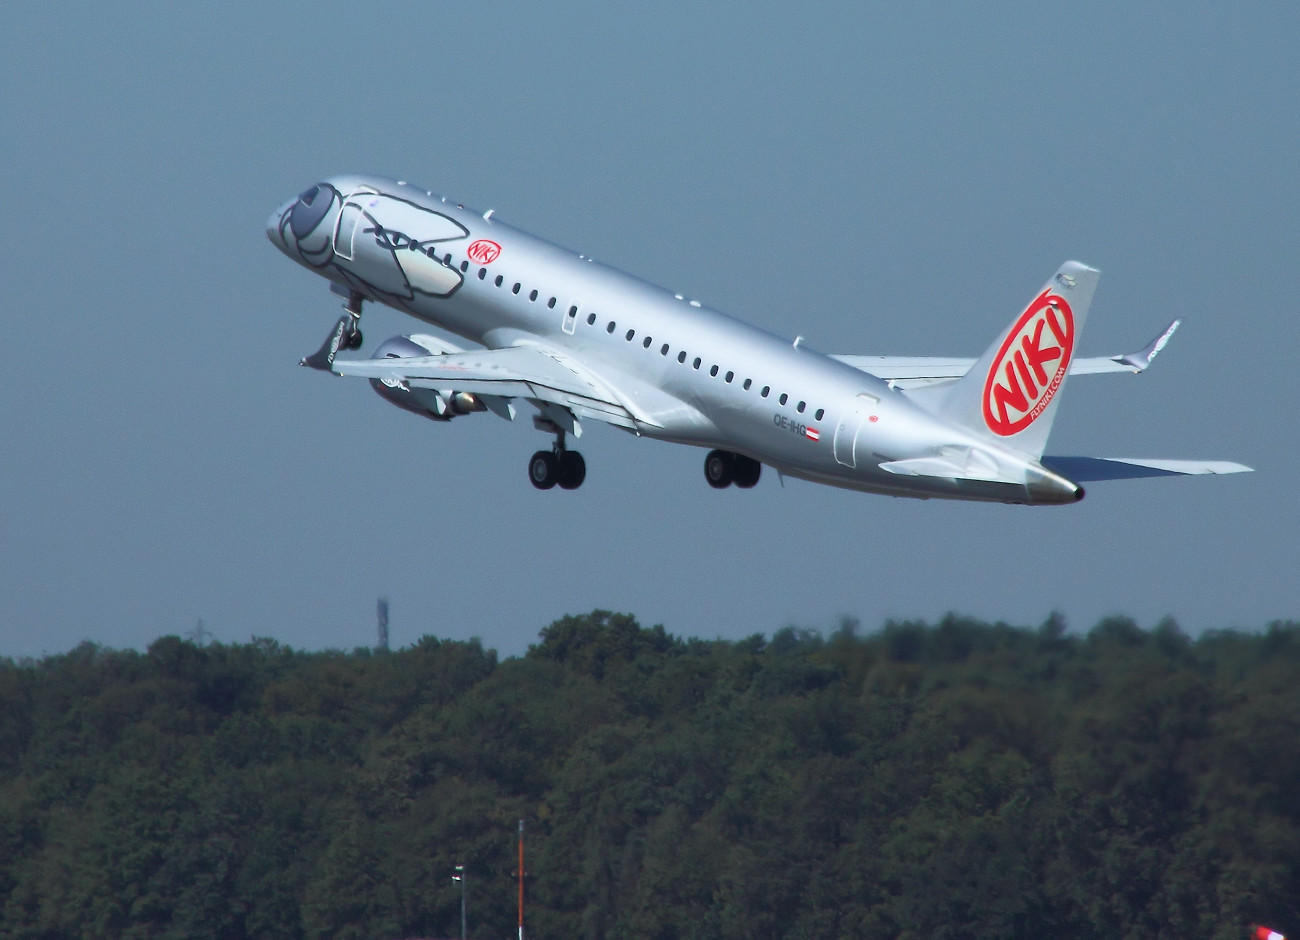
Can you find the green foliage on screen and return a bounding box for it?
[0,613,1297,939]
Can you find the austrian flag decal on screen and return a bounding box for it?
[806,427,820,442]
[982,289,1075,436]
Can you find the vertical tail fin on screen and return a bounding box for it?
[922,261,1099,458]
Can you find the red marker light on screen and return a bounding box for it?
[1254,926,1286,940]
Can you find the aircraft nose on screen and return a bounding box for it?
[266,198,294,247]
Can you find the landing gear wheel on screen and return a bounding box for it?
[531,417,585,492]
[529,450,558,490]
[557,451,586,490]
[346,328,363,350]
[704,450,734,489]
[733,455,762,488]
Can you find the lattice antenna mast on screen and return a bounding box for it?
[187,619,212,647]
[376,598,389,651]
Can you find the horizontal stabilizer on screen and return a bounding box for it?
[832,319,1180,388]
[1043,456,1253,481]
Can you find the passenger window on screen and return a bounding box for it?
[761,386,770,398]
[587,313,597,325]
[815,408,825,421]
[779,393,788,405]
[743,379,752,390]
[709,365,719,377]
[529,289,538,301]
[607,321,617,333]
[478,268,487,280]
[548,297,557,308]
[643,337,653,348]
[725,371,734,383]
[625,329,635,341]
[460,260,469,273]
[495,275,504,287]
[660,344,669,355]
[512,283,521,294]
[693,357,702,370]
[797,401,805,413]
[678,351,687,363]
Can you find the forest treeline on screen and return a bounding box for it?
[0,612,1297,940]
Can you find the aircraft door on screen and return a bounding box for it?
[833,393,877,468]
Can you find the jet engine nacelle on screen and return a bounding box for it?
[369,336,486,422]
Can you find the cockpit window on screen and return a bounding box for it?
[289,182,335,240]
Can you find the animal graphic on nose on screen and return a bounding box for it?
[280,183,342,265]
[277,185,469,300]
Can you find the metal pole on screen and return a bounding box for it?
[517,819,525,940]
[452,865,466,940]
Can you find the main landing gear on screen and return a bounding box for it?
[529,424,586,490]
[704,450,762,489]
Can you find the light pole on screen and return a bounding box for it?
[517,819,525,940]
[451,864,466,940]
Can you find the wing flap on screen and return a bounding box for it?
[331,344,646,431]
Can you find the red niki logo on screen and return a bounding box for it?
[982,289,1075,436]
[467,239,501,265]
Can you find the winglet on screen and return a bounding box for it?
[300,316,350,372]
[1118,319,1179,371]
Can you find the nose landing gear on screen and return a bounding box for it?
[339,290,364,349]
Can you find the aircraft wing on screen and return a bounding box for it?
[832,320,1180,389]
[331,344,648,432]
[1042,456,1253,481]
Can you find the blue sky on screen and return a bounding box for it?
[0,4,1293,659]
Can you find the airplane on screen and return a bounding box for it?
[266,174,1251,504]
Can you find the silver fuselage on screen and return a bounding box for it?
[268,174,1081,504]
